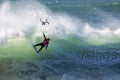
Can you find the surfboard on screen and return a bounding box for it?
[32,45,40,56]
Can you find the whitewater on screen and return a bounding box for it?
[0,0,120,80]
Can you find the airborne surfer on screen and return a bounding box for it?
[40,18,50,25]
[33,32,50,53]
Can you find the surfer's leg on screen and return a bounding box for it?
[34,43,43,47]
[34,43,43,51]
[38,43,44,52]
[38,45,44,52]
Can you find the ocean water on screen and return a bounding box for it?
[0,0,120,80]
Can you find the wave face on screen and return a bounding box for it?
[0,0,120,80]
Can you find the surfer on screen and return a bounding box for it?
[33,32,50,53]
[40,18,50,25]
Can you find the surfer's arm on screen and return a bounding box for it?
[46,42,49,50]
[46,44,48,50]
[43,32,46,39]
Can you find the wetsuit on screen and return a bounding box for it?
[34,32,49,52]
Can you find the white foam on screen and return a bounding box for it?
[0,1,120,45]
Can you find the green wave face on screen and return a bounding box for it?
[1,36,120,80]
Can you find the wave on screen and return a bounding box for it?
[0,1,120,80]
[0,1,120,45]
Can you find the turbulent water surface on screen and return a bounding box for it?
[0,0,120,80]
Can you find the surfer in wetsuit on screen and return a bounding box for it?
[33,32,50,53]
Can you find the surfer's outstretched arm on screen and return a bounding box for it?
[43,32,46,39]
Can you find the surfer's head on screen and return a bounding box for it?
[47,38,50,41]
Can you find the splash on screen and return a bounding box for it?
[0,1,120,45]
[0,1,79,43]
